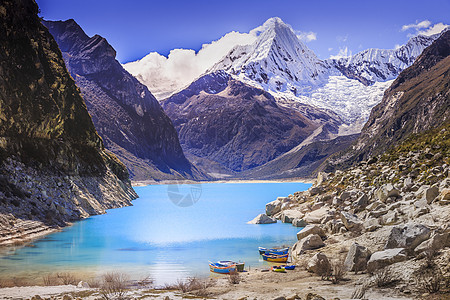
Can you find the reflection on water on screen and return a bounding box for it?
[0,182,310,284]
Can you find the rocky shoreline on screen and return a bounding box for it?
[250,126,450,299]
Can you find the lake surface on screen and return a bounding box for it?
[0,182,310,284]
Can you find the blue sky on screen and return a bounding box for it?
[36,0,450,63]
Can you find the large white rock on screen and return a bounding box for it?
[367,248,407,273]
[296,224,326,241]
[415,231,450,255]
[247,213,277,224]
[292,218,308,227]
[292,234,325,257]
[340,211,364,232]
[307,252,331,275]
[280,209,304,223]
[303,207,330,224]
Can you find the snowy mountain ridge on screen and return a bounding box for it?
[124,17,443,127]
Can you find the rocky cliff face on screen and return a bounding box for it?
[162,71,322,173]
[326,30,450,170]
[0,0,137,245]
[43,19,202,181]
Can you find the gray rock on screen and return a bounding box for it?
[367,248,407,273]
[353,193,369,212]
[375,184,400,202]
[266,197,289,216]
[292,234,325,256]
[344,242,371,272]
[415,231,450,255]
[309,187,322,197]
[316,172,328,186]
[247,214,277,224]
[306,252,331,275]
[280,209,304,223]
[296,224,326,240]
[364,218,381,232]
[303,207,330,224]
[424,186,439,204]
[292,218,307,227]
[385,223,431,252]
[340,211,363,232]
[366,201,386,211]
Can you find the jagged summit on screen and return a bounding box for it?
[210,17,328,94]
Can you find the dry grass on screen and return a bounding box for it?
[330,259,347,284]
[373,269,399,288]
[99,272,130,300]
[161,277,216,297]
[57,272,78,285]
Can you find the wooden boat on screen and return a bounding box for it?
[262,253,289,263]
[258,247,289,255]
[209,262,236,274]
[271,265,286,272]
[217,260,245,272]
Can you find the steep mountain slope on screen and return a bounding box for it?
[326,30,450,170]
[0,0,137,244]
[43,19,202,181]
[162,71,324,173]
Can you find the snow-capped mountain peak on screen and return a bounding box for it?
[210,17,329,95]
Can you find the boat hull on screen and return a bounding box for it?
[262,253,289,263]
[209,263,236,274]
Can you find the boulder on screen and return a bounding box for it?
[292,234,325,256]
[424,186,439,204]
[440,188,450,200]
[303,207,330,224]
[327,219,346,234]
[309,187,322,197]
[384,224,431,252]
[344,242,371,272]
[247,214,277,224]
[353,193,369,212]
[415,231,450,255]
[340,211,363,232]
[367,248,407,273]
[306,252,331,275]
[375,184,400,202]
[266,197,290,216]
[364,218,381,232]
[296,224,326,240]
[280,209,304,223]
[292,218,307,227]
[366,201,386,211]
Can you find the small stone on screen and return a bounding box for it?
[247,214,277,224]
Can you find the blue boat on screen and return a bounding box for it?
[259,247,289,255]
[209,262,236,274]
[281,265,296,270]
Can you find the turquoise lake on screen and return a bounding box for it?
[0,182,310,284]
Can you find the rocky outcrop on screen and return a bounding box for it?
[43,19,203,181]
[247,214,277,224]
[0,0,136,245]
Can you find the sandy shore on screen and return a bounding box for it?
[0,268,414,300]
[132,177,314,187]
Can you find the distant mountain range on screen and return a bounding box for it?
[125,17,444,178]
[43,19,205,181]
[325,30,450,171]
